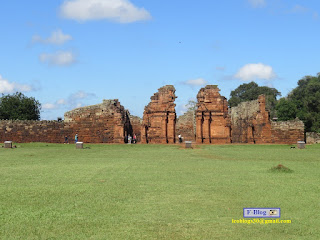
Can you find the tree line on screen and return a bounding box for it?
[229,74,320,133]
[1,73,320,132]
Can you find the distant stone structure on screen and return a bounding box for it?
[0,99,139,143]
[196,85,231,144]
[231,95,304,144]
[141,85,177,143]
[64,99,132,143]
[0,84,305,144]
[230,95,271,143]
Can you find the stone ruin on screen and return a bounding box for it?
[141,85,176,144]
[0,84,305,144]
[196,85,231,144]
[306,132,320,144]
[64,99,131,143]
[230,95,304,144]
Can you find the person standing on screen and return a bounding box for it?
[133,134,137,144]
[75,133,78,143]
[178,134,182,143]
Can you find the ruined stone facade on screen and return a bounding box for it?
[0,99,138,143]
[230,95,304,144]
[141,85,176,144]
[196,86,231,144]
[0,85,305,145]
[230,95,271,143]
[64,99,131,143]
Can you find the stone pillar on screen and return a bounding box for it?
[167,113,176,143]
[203,113,211,143]
[161,116,168,144]
[196,113,203,143]
[141,125,147,143]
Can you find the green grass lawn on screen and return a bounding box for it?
[0,143,319,240]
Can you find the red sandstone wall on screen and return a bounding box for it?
[0,99,131,144]
[141,85,177,144]
[271,120,304,144]
[196,85,231,144]
[0,120,69,143]
[64,99,128,143]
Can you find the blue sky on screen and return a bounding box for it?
[0,0,319,119]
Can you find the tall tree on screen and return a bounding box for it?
[229,82,281,117]
[278,75,320,132]
[0,92,41,120]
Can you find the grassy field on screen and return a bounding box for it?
[0,143,319,240]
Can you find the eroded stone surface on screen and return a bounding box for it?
[0,85,305,145]
[141,85,177,143]
[196,85,231,144]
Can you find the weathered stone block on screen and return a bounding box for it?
[76,142,83,149]
[4,141,12,148]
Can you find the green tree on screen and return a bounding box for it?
[229,82,281,118]
[283,75,320,132]
[0,92,41,120]
[276,98,297,121]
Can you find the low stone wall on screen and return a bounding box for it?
[306,132,320,144]
[0,99,134,144]
[271,120,304,144]
[0,120,68,143]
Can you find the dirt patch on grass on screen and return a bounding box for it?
[270,164,293,173]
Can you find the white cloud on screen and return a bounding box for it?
[42,103,57,110]
[57,99,67,105]
[39,51,76,66]
[32,29,72,45]
[0,75,33,94]
[60,0,151,23]
[234,63,277,81]
[248,0,266,8]
[184,78,208,86]
[71,91,96,100]
[290,5,309,14]
[289,4,318,19]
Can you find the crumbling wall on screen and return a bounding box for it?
[141,85,177,144]
[0,120,68,143]
[271,120,304,144]
[64,99,129,143]
[196,85,231,144]
[230,95,271,143]
[306,132,320,144]
[230,95,304,144]
[0,99,131,143]
[176,110,196,141]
